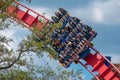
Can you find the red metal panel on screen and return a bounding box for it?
[92,60,104,72]
[103,71,114,80]
[92,59,104,70]
[96,63,108,75]
[84,53,94,62]
[7,6,16,14]
[78,61,99,80]
[79,47,120,80]
[6,1,49,30]
[84,53,102,68]
[87,56,100,66]
[16,8,27,20]
[14,0,49,21]
[112,77,119,80]
[110,71,120,80]
[23,13,37,26]
[98,66,113,79]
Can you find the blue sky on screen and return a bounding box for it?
[1,0,120,80]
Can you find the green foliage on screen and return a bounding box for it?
[0,0,62,59]
[30,22,63,59]
[0,0,14,12]
[0,69,34,80]
[35,64,83,80]
[0,0,33,71]
[0,1,83,80]
[0,63,83,80]
[46,47,58,59]
[0,0,31,22]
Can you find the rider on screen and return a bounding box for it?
[59,8,67,15]
[51,16,59,23]
[55,12,63,20]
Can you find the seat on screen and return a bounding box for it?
[23,13,37,26]
[16,8,28,20]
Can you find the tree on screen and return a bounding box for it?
[0,0,40,71]
[0,0,83,80]
[0,62,83,80]
[36,64,83,80]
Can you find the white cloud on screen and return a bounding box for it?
[72,0,120,24]
[92,0,120,24]
[26,0,120,25]
[0,25,30,50]
[93,7,104,22]
[116,0,120,6]
[0,29,16,49]
[36,52,60,69]
[0,29,15,38]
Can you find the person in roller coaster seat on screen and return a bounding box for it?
[51,30,58,40]
[76,33,83,42]
[83,24,95,40]
[61,53,73,68]
[65,25,71,32]
[69,20,76,28]
[59,25,65,30]
[51,16,59,23]
[74,27,80,34]
[60,16,68,25]
[56,44,64,54]
[59,8,67,15]
[55,12,63,20]
[52,29,60,39]
[60,17,65,24]
[60,50,66,56]
[58,56,71,67]
[76,24,83,32]
[80,25,92,40]
[77,42,84,51]
[67,30,76,39]
[64,13,70,20]
[70,51,76,57]
[84,25,92,32]
[58,56,65,64]
[53,38,60,46]
[62,13,70,22]
[65,23,72,31]
[81,38,87,45]
[72,17,81,24]
[60,29,67,38]
[64,54,72,62]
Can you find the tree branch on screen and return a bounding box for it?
[0,50,27,70]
